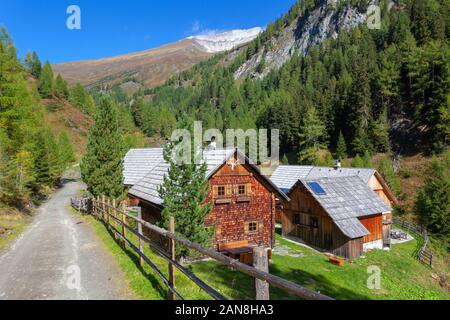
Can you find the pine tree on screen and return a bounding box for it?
[159,141,213,258]
[378,156,401,196]
[81,97,125,198]
[54,74,69,98]
[38,61,54,98]
[335,131,347,160]
[298,106,326,164]
[415,152,449,238]
[351,154,364,168]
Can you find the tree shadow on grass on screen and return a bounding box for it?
[103,225,167,299]
[269,264,372,300]
[191,259,372,300]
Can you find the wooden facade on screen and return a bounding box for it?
[281,181,387,259]
[129,152,281,251]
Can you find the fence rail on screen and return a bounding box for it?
[393,217,433,267]
[80,196,334,301]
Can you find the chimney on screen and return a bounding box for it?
[334,159,342,170]
[207,136,217,151]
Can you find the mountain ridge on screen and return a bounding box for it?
[52,27,262,90]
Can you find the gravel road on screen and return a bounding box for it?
[0,181,135,300]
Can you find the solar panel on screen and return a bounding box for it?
[307,182,326,195]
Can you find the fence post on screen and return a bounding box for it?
[112,199,117,236]
[106,198,111,225]
[121,201,127,245]
[101,195,106,221]
[137,207,144,267]
[96,196,100,219]
[168,216,176,300]
[253,247,270,300]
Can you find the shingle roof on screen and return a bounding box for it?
[127,148,289,206]
[298,176,391,239]
[123,148,164,186]
[270,165,375,192]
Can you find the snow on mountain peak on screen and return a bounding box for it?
[188,27,263,53]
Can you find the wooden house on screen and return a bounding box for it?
[123,148,289,259]
[270,166,398,259]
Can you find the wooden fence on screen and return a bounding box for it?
[70,197,90,213]
[393,217,433,267]
[81,196,334,301]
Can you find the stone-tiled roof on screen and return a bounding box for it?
[126,148,289,206]
[123,148,164,186]
[270,165,376,193]
[298,176,391,239]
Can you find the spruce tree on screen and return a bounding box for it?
[415,153,449,238]
[33,130,61,188]
[351,154,365,168]
[362,151,374,168]
[159,141,213,258]
[38,61,54,98]
[335,131,347,160]
[58,132,76,169]
[81,97,125,198]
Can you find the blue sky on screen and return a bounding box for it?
[0,0,296,63]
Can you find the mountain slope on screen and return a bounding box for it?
[53,28,262,90]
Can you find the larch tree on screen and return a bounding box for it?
[298,106,326,165]
[38,61,54,98]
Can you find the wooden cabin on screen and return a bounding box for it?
[123,148,289,259]
[270,165,398,255]
[269,164,398,259]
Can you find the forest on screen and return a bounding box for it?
[130,0,449,162]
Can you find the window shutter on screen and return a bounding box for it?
[226,185,232,196]
[246,184,252,195]
[213,186,218,198]
[259,221,264,232]
[244,223,249,234]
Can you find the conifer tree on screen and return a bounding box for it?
[351,154,364,168]
[415,152,449,238]
[298,106,326,164]
[159,141,213,258]
[38,61,54,98]
[25,51,42,78]
[335,131,347,160]
[378,156,401,196]
[54,74,69,99]
[58,132,76,169]
[362,151,374,168]
[81,97,125,198]
[33,130,61,187]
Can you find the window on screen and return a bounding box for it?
[218,186,226,197]
[310,217,319,229]
[245,221,259,234]
[294,214,301,225]
[238,185,246,195]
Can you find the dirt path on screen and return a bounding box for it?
[0,181,135,300]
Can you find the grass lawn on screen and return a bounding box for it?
[0,209,31,252]
[76,210,449,300]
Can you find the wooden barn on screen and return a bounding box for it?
[123,148,289,260]
[270,166,398,259]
